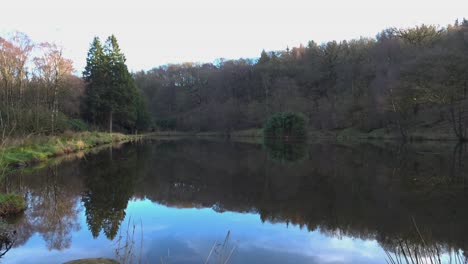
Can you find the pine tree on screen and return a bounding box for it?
[82,35,150,132]
[258,49,270,64]
[82,37,106,125]
[103,35,137,133]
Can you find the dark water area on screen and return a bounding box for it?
[2,138,468,263]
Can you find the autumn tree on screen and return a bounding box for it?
[0,32,78,135]
[34,43,73,133]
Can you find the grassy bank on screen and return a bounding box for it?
[0,132,138,169]
[0,131,139,217]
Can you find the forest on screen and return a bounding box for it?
[135,19,468,140]
[0,33,149,138]
[1,19,468,141]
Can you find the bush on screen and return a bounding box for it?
[264,112,307,139]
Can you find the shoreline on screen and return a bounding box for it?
[0,132,140,171]
[146,128,461,142]
[0,131,141,217]
[0,128,460,217]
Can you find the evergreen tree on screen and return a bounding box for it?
[82,37,106,125]
[258,49,270,64]
[135,94,151,132]
[102,35,136,132]
[82,35,150,132]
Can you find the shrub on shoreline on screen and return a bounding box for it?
[263,112,307,139]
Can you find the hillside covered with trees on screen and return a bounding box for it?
[1,20,468,141]
[135,19,468,140]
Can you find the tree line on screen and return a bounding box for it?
[2,20,468,140]
[0,32,83,137]
[135,19,468,140]
[0,33,150,138]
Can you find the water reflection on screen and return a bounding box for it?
[81,147,135,239]
[2,139,468,263]
[263,138,307,162]
[7,164,82,251]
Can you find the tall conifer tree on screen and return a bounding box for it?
[82,35,149,132]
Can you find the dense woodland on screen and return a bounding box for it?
[1,19,468,140]
[136,19,468,140]
[0,34,149,138]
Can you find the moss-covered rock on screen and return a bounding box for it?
[0,194,26,216]
[63,258,119,264]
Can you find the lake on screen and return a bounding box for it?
[1,138,468,264]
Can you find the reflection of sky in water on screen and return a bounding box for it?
[2,199,387,264]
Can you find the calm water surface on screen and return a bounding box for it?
[2,139,468,263]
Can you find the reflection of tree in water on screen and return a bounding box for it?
[263,138,307,162]
[30,166,81,250]
[132,140,468,259]
[81,147,136,240]
[4,139,468,261]
[384,240,468,264]
[3,164,82,251]
[381,218,468,264]
[0,226,16,258]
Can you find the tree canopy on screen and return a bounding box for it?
[135,20,468,140]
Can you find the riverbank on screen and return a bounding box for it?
[0,131,140,217]
[0,132,139,170]
[148,127,458,142]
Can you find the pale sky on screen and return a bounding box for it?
[1,0,467,73]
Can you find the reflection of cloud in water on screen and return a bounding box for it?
[139,223,168,232]
[124,201,387,264]
[4,233,115,264]
[325,237,381,260]
[234,246,320,264]
[235,228,383,264]
[144,236,204,264]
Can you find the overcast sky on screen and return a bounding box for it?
[1,0,467,73]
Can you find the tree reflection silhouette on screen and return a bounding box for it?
[7,164,82,250]
[81,147,136,240]
[263,138,307,162]
[4,140,468,260]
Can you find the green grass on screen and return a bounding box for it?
[0,193,26,216]
[0,132,138,168]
